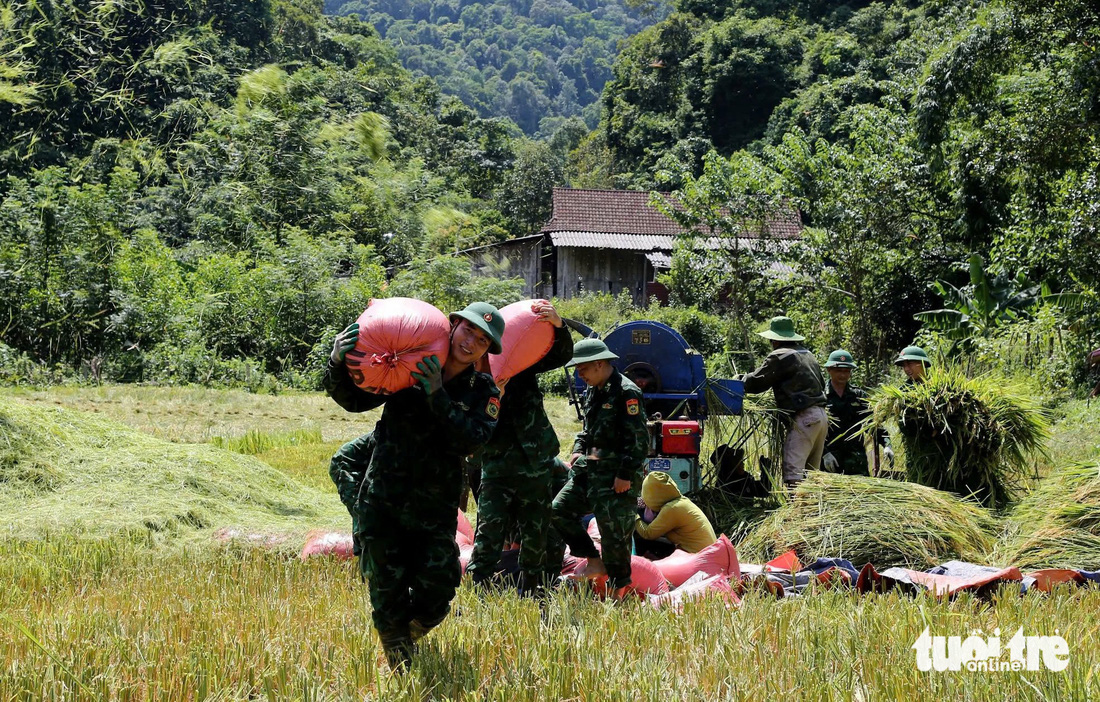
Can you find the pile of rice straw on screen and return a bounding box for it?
[869,367,1049,509]
[739,472,997,568]
[994,461,1100,570]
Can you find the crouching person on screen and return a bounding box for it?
[324,302,505,671]
[551,339,649,597]
[634,471,717,556]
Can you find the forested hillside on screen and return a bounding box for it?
[0,0,567,386]
[0,0,1097,394]
[325,0,663,134]
[590,0,1099,369]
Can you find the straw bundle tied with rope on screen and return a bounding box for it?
[869,367,1049,509]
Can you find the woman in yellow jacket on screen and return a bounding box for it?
[634,471,717,554]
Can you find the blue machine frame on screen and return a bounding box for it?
[569,320,743,417]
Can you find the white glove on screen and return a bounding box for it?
[822,453,839,472]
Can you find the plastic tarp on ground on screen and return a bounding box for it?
[857,561,1024,597]
[648,572,742,611]
[650,535,740,587]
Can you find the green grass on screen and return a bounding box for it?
[1,384,378,443]
[0,396,346,547]
[1,537,1098,700]
[211,427,325,455]
[1044,398,1100,472]
[3,385,1100,699]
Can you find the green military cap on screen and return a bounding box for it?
[449,302,505,354]
[894,345,931,366]
[825,349,857,369]
[565,338,619,367]
[757,316,805,341]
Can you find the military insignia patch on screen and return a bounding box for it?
[486,396,500,418]
[602,403,613,409]
[626,398,640,416]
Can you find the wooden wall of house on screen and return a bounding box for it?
[466,238,549,298]
[556,248,650,305]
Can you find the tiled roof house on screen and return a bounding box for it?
[464,187,802,305]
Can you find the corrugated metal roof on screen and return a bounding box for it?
[645,252,672,269]
[549,231,791,252]
[550,232,675,249]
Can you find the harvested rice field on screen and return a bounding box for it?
[2,386,1099,700]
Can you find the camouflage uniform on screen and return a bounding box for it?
[328,430,374,554]
[324,359,499,656]
[742,345,827,483]
[825,383,889,476]
[468,325,574,590]
[551,369,649,590]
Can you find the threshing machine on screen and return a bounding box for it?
[565,319,750,496]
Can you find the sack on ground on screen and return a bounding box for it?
[651,534,740,587]
[300,530,354,561]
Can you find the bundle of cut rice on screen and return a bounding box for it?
[994,461,1100,570]
[739,472,997,569]
[870,367,1049,509]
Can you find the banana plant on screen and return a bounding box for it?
[915,254,1040,352]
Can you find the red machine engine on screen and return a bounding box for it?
[644,419,704,492]
[660,420,702,456]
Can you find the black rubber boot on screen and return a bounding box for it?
[382,640,414,672]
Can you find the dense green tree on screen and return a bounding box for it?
[0,0,554,384]
[326,0,662,135]
[495,141,563,235]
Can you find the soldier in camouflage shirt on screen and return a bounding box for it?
[821,349,893,476]
[324,302,504,671]
[551,339,649,595]
[467,301,574,594]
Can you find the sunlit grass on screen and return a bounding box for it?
[2,384,378,444]
[4,386,1100,699]
[0,538,1097,700]
[0,397,345,546]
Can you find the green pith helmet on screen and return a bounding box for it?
[758,316,805,341]
[565,338,619,367]
[449,302,505,354]
[894,345,931,366]
[825,349,857,369]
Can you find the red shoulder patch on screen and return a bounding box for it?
[486,396,500,418]
[626,398,640,416]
